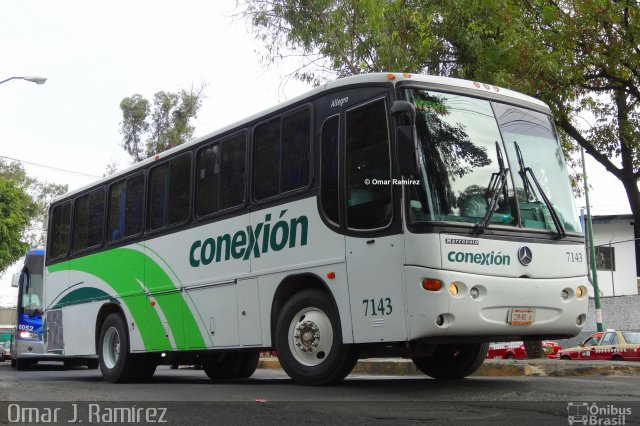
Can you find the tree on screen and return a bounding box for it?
[119,84,206,163]
[241,0,640,269]
[0,160,67,272]
[0,179,36,272]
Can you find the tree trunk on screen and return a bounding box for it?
[620,176,640,277]
[524,341,544,359]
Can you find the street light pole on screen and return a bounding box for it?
[582,147,603,332]
[0,76,47,86]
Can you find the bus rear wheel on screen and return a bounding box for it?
[203,352,242,380]
[98,313,141,383]
[412,342,489,379]
[274,289,357,386]
[203,351,260,380]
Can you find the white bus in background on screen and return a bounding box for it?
[43,73,588,385]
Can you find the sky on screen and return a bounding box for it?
[0,0,632,305]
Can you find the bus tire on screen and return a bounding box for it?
[412,342,489,379]
[203,352,242,380]
[98,313,138,383]
[274,289,357,386]
[134,354,158,381]
[236,351,260,379]
[15,358,32,371]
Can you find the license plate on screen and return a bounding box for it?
[509,308,535,325]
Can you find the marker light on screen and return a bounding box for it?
[448,283,459,296]
[387,73,396,80]
[576,286,586,298]
[402,73,412,78]
[422,278,443,291]
[327,272,336,280]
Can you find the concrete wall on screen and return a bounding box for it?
[0,308,16,325]
[556,294,640,349]
[592,222,637,296]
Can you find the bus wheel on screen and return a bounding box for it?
[15,358,33,371]
[134,354,158,381]
[203,352,242,380]
[274,289,357,386]
[98,313,137,383]
[412,342,489,379]
[236,351,260,379]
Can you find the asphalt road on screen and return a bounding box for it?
[0,362,638,425]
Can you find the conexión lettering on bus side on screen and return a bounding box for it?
[189,210,309,267]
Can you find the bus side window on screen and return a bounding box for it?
[197,133,246,217]
[281,109,310,192]
[253,108,311,201]
[345,99,392,229]
[108,174,144,242]
[320,115,340,224]
[73,188,105,252]
[49,202,72,259]
[149,154,191,230]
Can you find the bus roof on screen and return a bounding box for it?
[27,249,44,257]
[52,72,550,203]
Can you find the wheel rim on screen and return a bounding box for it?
[288,307,333,367]
[102,327,120,369]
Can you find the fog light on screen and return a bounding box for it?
[576,316,583,326]
[561,289,570,300]
[470,287,480,299]
[448,283,459,296]
[436,315,444,326]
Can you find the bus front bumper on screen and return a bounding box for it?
[15,340,52,358]
[404,266,589,342]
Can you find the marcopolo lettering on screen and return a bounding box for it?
[447,250,510,266]
[189,210,308,267]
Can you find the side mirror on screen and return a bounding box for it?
[391,101,418,176]
[11,273,20,288]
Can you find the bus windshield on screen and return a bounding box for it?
[402,88,580,233]
[20,253,44,316]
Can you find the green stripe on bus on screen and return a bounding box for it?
[51,287,111,309]
[48,248,184,351]
[143,252,205,349]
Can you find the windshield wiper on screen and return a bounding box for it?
[475,142,509,234]
[514,141,567,239]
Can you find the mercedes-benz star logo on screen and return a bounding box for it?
[518,246,533,266]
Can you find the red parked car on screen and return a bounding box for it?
[487,341,561,359]
[557,330,640,361]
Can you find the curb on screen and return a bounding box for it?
[258,358,640,377]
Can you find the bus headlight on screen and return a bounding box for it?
[19,331,38,340]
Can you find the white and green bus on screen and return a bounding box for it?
[44,73,589,385]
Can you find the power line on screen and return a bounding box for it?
[0,155,100,179]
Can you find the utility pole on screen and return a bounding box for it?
[582,148,603,332]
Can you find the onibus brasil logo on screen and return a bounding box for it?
[189,210,309,267]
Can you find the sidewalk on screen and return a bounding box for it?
[258,357,640,377]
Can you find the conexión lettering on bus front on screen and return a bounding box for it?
[189,210,309,267]
[447,250,511,266]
